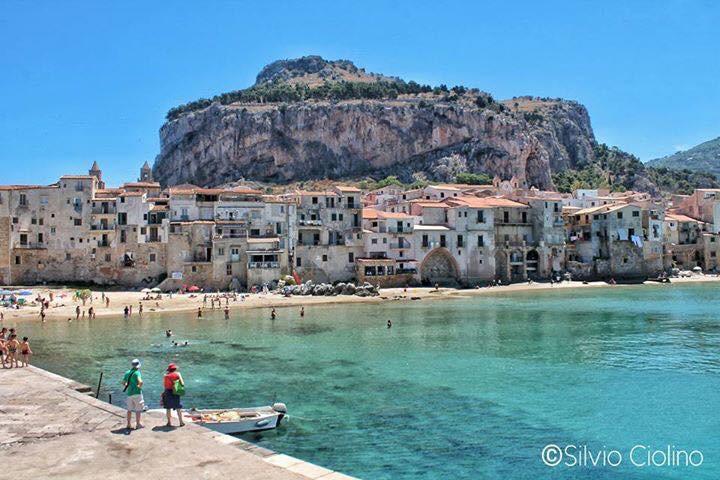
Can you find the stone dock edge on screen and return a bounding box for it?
[16,366,358,480]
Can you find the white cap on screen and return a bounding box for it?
[131,358,141,367]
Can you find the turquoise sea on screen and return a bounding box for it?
[14,283,720,479]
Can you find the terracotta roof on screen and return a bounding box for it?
[665,213,699,223]
[295,190,338,197]
[363,208,380,220]
[334,185,361,193]
[0,185,52,191]
[247,237,279,243]
[414,202,446,208]
[378,210,413,219]
[446,196,528,208]
[119,191,145,197]
[122,182,161,188]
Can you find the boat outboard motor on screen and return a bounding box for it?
[272,402,288,423]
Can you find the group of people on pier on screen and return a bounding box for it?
[0,327,32,368]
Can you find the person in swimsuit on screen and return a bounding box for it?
[300,307,305,318]
[0,337,7,368]
[20,337,32,367]
[75,305,81,320]
[224,306,229,319]
[6,334,19,368]
[197,307,202,318]
[162,363,185,427]
[271,308,276,320]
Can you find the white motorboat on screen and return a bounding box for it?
[168,403,288,434]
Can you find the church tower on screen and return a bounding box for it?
[89,161,105,189]
[139,161,154,183]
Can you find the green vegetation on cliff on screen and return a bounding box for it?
[647,136,720,177]
[166,80,501,121]
[552,144,719,194]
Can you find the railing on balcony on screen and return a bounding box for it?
[248,261,279,269]
[145,235,161,243]
[92,206,117,215]
[16,242,45,249]
[299,220,323,227]
[97,241,110,248]
[390,241,411,249]
[91,224,114,231]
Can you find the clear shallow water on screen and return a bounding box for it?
[13,283,720,479]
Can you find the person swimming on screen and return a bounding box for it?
[165,329,173,338]
[300,306,305,317]
[387,319,392,328]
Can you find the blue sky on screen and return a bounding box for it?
[1,0,718,186]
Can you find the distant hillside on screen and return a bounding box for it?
[647,136,720,176]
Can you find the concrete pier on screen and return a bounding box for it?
[0,366,355,480]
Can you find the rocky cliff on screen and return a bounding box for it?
[153,57,609,190]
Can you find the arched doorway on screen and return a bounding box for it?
[420,248,459,286]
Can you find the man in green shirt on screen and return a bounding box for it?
[122,358,144,430]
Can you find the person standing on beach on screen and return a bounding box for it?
[105,296,110,308]
[121,359,144,430]
[75,305,80,320]
[123,306,129,318]
[138,303,143,317]
[20,337,32,366]
[162,363,185,427]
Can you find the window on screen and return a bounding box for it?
[422,234,429,247]
[331,213,337,221]
[628,228,635,237]
[15,256,21,265]
[12,217,18,224]
[192,266,197,273]
[503,211,509,223]
[74,218,82,226]
[312,196,318,204]
[31,218,37,225]
[339,213,344,221]
[347,197,355,208]
[226,264,232,275]
[50,227,56,235]
[140,227,146,235]
[457,235,464,247]
[711,252,717,258]
[371,238,378,244]
[19,193,27,206]
[39,218,43,225]
[322,254,328,262]
[150,253,156,262]
[66,253,71,260]
[521,212,527,223]
[117,212,127,225]
[37,233,43,243]
[478,235,484,247]
[105,254,111,262]
[632,210,640,217]
[348,252,354,263]
[617,212,623,219]
[440,235,446,248]
[296,257,302,267]
[217,247,225,256]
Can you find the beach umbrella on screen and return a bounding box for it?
[18,290,33,296]
[141,288,152,293]
[693,266,702,272]
[151,287,162,293]
[187,285,201,292]
[0,289,12,295]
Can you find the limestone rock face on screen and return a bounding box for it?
[154,97,595,190]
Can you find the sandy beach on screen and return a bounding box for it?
[1,275,719,325]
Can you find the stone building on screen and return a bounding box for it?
[289,186,363,283]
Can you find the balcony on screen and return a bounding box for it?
[390,241,411,249]
[187,255,211,263]
[299,220,323,227]
[91,224,115,231]
[145,235,162,243]
[97,241,111,248]
[248,261,280,269]
[16,242,46,249]
[92,206,116,215]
